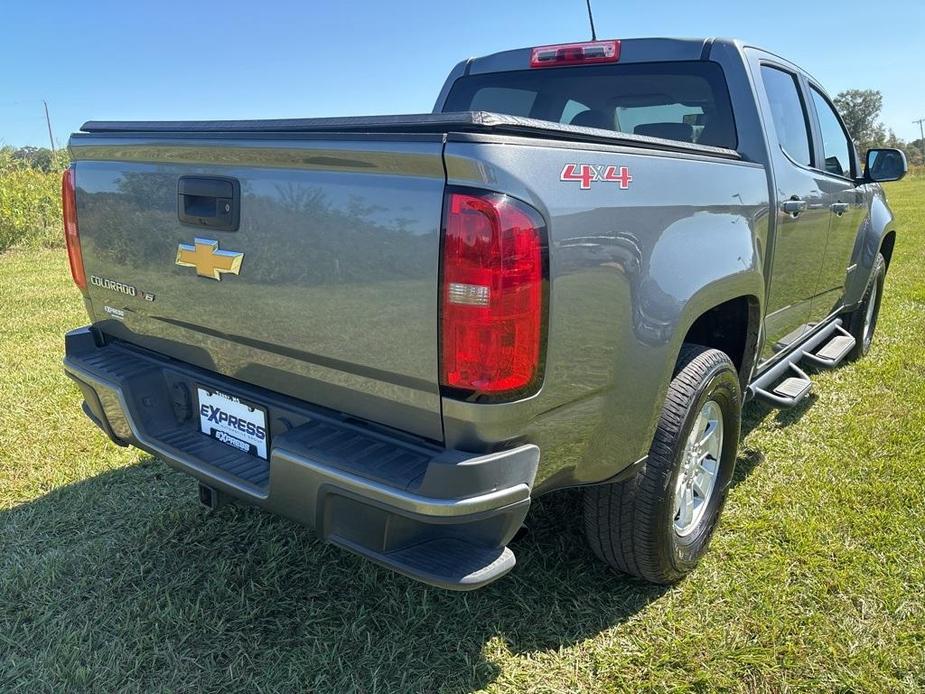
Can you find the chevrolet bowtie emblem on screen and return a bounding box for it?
[175,238,244,280]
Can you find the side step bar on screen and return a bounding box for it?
[749,319,855,407]
[802,324,855,368]
[752,363,813,407]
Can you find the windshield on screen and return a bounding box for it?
[443,61,737,149]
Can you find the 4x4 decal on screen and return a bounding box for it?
[560,163,633,190]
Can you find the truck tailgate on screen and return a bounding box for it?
[70,135,446,441]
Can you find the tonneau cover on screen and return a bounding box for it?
[79,111,740,159]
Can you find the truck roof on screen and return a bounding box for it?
[462,37,815,81]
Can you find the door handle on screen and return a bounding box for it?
[178,176,240,231]
[831,201,849,216]
[781,197,807,217]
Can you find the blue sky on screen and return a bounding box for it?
[2,0,923,148]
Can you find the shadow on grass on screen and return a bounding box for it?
[742,392,816,438]
[0,396,821,690]
[730,394,817,489]
[0,457,667,692]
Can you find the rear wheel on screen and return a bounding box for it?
[845,253,886,361]
[583,344,741,584]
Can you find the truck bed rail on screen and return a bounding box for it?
[79,111,741,159]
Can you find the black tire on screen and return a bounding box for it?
[844,253,886,361]
[583,344,741,584]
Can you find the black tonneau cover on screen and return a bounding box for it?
[79,111,740,159]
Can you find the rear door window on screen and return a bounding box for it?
[759,66,812,167]
[443,61,737,148]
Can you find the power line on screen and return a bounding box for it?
[914,118,925,164]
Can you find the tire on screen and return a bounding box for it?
[844,253,886,361]
[583,344,742,584]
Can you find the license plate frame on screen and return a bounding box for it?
[196,386,270,460]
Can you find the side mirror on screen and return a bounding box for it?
[864,148,908,183]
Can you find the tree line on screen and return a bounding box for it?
[834,89,924,166]
[0,145,69,173]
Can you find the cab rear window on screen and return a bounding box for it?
[443,61,737,149]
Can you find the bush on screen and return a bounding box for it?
[0,166,63,252]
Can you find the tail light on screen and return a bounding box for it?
[440,190,547,397]
[530,40,621,68]
[62,167,86,290]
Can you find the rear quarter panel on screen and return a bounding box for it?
[443,136,770,490]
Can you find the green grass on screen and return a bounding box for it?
[1,179,924,692]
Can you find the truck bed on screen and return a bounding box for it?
[69,109,763,463]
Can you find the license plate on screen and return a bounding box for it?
[196,387,269,459]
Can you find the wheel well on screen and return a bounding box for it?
[880,231,896,269]
[682,296,760,381]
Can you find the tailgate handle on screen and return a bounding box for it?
[178,176,240,231]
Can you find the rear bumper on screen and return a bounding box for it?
[63,326,538,590]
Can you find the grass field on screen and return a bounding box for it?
[1,179,923,692]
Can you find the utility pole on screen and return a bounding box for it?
[42,100,56,156]
[915,118,925,165]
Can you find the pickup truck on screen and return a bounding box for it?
[62,38,907,590]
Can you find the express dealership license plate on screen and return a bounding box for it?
[197,387,269,459]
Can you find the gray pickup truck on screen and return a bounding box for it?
[62,38,906,590]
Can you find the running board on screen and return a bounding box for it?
[748,319,847,407]
[802,325,855,368]
[753,363,813,407]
